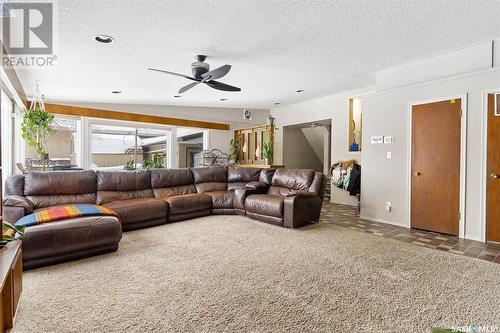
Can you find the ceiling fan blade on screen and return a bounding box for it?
[147,68,197,81]
[201,65,231,81]
[206,80,241,92]
[178,81,200,94]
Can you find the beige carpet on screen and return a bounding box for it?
[14,216,500,333]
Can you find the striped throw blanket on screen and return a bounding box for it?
[15,204,119,228]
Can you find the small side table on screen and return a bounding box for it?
[0,241,22,332]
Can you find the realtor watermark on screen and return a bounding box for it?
[2,0,57,67]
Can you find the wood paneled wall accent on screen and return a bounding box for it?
[234,124,274,163]
[44,103,230,130]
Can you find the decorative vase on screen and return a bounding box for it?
[264,157,272,165]
[255,144,261,159]
[266,115,275,126]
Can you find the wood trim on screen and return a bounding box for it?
[44,103,230,130]
[1,44,28,108]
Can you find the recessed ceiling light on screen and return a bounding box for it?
[273,102,280,105]
[94,34,115,44]
[296,89,304,93]
[111,90,122,94]
[220,98,227,101]
[174,95,182,98]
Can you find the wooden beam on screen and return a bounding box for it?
[44,103,230,130]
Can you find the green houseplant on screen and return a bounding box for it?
[123,159,136,170]
[141,154,164,171]
[2,221,25,243]
[262,140,273,165]
[21,107,55,160]
[228,139,239,164]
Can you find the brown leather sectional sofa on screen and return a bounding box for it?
[3,167,325,269]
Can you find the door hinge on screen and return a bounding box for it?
[460,109,463,117]
[458,212,461,220]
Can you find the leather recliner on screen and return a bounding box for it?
[244,168,325,228]
[3,167,325,269]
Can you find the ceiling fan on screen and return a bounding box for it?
[148,55,241,94]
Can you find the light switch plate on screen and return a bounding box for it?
[386,152,392,159]
[384,136,394,144]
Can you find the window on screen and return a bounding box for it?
[90,123,169,170]
[24,116,79,170]
[348,97,362,152]
[176,128,204,168]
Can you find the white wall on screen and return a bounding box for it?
[271,87,372,206]
[363,68,500,241]
[282,126,323,171]
[271,40,500,241]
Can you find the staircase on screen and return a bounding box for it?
[324,178,331,202]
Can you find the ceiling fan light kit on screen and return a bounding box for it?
[148,55,241,95]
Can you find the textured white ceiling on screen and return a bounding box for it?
[15,0,500,109]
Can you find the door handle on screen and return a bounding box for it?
[413,172,421,176]
[491,173,499,179]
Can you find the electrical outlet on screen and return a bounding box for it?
[385,201,392,212]
[386,152,392,159]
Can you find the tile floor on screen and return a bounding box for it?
[320,201,500,264]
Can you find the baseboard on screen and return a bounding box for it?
[360,215,483,242]
[359,215,407,228]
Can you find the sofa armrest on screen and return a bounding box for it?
[2,195,34,224]
[245,181,268,190]
[234,187,267,210]
[283,195,322,228]
[285,190,316,198]
[3,195,34,212]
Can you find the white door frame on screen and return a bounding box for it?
[406,94,468,238]
[481,88,500,242]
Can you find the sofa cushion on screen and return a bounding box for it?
[268,168,315,197]
[162,193,212,215]
[103,198,166,225]
[192,166,227,183]
[228,168,260,182]
[97,170,151,191]
[24,171,97,209]
[151,169,197,198]
[204,191,234,209]
[151,169,194,188]
[245,194,284,218]
[271,168,315,190]
[22,215,122,269]
[227,168,261,191]
[25,170,97,196]
[96,171,153,205]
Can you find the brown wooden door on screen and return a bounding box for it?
[411,99,461,235]
[487,93,500,242]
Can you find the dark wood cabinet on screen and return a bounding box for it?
[0,241,22,332]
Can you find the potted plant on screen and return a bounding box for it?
[262,140,273,165]
[228,139,239,164]
[1,221,25,248]
[21,107,55,162]
[141,154,164,171]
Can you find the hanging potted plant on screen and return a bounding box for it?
[262,140,273,165]
[21,107,55,160]
[21,84,55,167]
